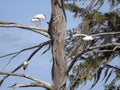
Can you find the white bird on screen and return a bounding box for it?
[31,14,46,26]
[82,35,94,41]
[23,61,29,70]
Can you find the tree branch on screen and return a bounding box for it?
[92,31,120,37]
[0,72,52,90]
[89,43,120,50]
[66,31,120,39]
[0,21,50,38]
[106,64,120,71]
[0,40,51,86]
[9,82,52,90]
[0,44,40,58]
[86,50,119,54]
[67,42,120,72]
[1,21,120,39]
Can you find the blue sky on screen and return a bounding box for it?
[0,0,119,90]
[0,1,80,90]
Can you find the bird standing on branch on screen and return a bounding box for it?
[82,35,94,41]
[31,14,46,27]
[23,60,29,70]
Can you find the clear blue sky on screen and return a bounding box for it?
[0,0,119,90]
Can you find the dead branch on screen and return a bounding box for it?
[66,31,120,39]
[89,43,120,50]
[106,64,120,71]
[92,31,120,37]
[0,44,40,58]
[1,21,120,40]
[0,40,51,86]
[0,72,52,90]
[0,21,49,38]
[86,50,119,54]
[0,40,51,69]
[9,82,52,90]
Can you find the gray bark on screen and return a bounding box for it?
[48,0,67,90]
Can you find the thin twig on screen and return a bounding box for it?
[0,45,40,58]
[106,64,120,71]
[0,45,41,69]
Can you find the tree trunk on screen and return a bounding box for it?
[48,0,67,90]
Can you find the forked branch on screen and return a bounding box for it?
[0,40,51,86]
[0,72,52,90]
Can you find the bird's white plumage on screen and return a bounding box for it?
[32,14,46,22]
[23,61,29,70]
[31,14,46,26]
[33,14,46,20]
[82,36,94,41]
[31,18,39,22]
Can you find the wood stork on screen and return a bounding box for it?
[82,35,94,41]
[31,14,46,26]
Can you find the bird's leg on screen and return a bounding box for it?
[38,21,41,27]
[36,22,39,27]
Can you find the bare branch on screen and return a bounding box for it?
[0,44,40,58]
[1,21,120,39]
[92,31,120,37]
[0,40,51,69]
[0,40,51,60]
[0,72,52,90]
[0,72,41,83]
[9,82,52,90]
[86,50,119,54]
[106,64,120,71]
[26,40,51,61]
[0,21,50,38]
[89,43,120,50]
[0,40,51,86]
[66,31,120,39]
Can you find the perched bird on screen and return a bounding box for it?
[23,61,29,70]
[82,35,94,41]
[31,14,46,26]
